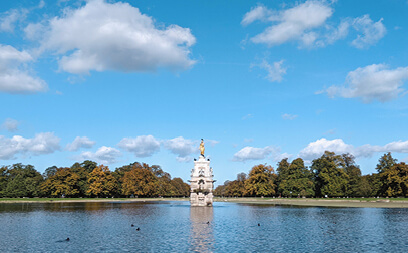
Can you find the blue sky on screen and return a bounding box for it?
[1,0,408,185]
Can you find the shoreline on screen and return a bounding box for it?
[2,197,408,208]
[218,198,408,208]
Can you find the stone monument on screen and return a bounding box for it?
[190,139,215,206]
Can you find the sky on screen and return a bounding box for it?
[1,0,408,185]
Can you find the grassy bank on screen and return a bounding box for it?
[0,197,187,203]
[2,197,408,208]
[216,197,408,208]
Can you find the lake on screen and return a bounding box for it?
[1,201,408,252]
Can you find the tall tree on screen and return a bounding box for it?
[244,164,276,197]
[87,165,117,197]
[170,177,190,197]
[122,167,158,197]
[40,167,80,197]
[224,173,246,197]
[376,153,401,196]
[342,154,363,197]
[376,153,397,173]
[379,162,408,197]
[278,158,314,197]
[312,151,349,197]
[3,164,43,198]
[0,166,7,197]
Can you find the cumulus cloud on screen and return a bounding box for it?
[325,64,408,103]
[299,138,408,161]
[163,136,197,162]
[233,146,281,162]
[299,138,352,161]
[2,118,19,131]
[351,15,386,49]
[118,135,160,157]
[0,44,47,94]
[244,1,332,47]
[282,113,298,120]
[78,146,121,164]
[0,132,60,160]
[66,136,95,151]
[34,0,196,74]
[252,59,286,82]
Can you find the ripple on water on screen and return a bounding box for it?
[1,202,408,252]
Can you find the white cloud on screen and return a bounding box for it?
[0,9,27,33]
[233,146,280,162]
[176,156,193,163]
[299,138,408,161]
[0,132,60,160]
[282,113,298,120]
[2,118,19,131]
[274,152,293,162]
[164,136,197,160]
[118,134,160,157]
[24,23,47,41]
[0,44,47,94]
[38,0,45,9]
[299,138,352,161]
[324,19,351,45]
[325,64,408,103]
[351,15,386,49]
[243,3,385,48]
[245,1,332,47]
[241,5,273,26]
[66,136,95,151]
[78,146,121,164]
[35,0,196,74]
[252,59,286,82]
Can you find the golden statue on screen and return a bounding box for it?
[200,139,205,156]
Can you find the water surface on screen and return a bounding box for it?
[1,201,408,252]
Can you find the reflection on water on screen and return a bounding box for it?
[190,207,214,252]
[1,202,408,252]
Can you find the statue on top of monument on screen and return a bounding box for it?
[200,139,205,156]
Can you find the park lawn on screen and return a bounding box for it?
[0,197,188,203]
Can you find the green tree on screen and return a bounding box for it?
[276,158,290,194]
[0,166,7,197]
[43,166,58,180]
[312,151,349,197]
[214,181,230,197]
[155,172,177,197]
[223,173,246,197]
[278,158,314,197]
[3,164,43,198]
[170,177,190,197]
[244,164,276,197]
[376,153,400,197]
[379,162,408,197]
[113,162,143,196]
[376,152,397,173]
[342,154,363,197]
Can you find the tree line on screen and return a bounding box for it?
[214,152,408,198]
[0,161,190,198]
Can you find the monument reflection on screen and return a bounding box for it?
[190,207,214,252]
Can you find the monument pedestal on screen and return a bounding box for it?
[190,155,214,206]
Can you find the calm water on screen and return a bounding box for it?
[1,201,408,252]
